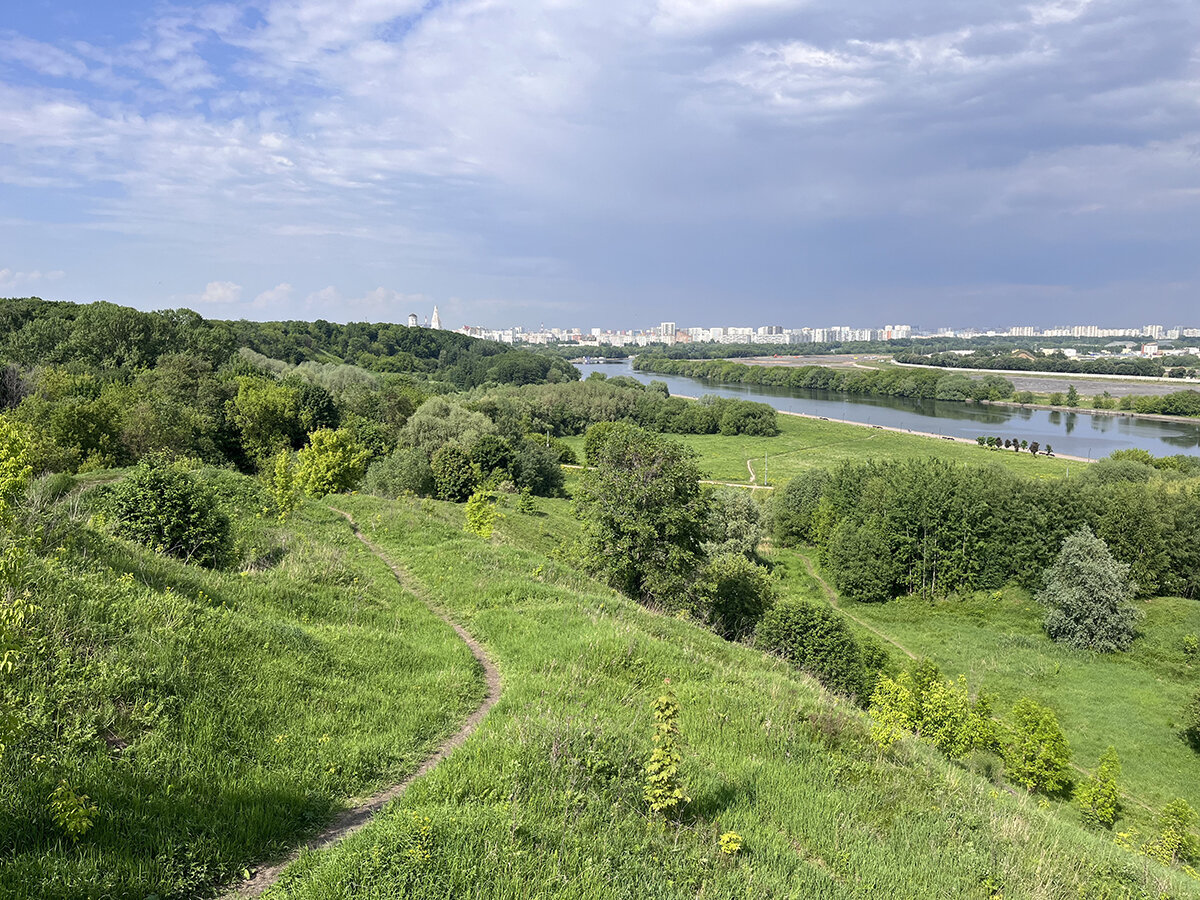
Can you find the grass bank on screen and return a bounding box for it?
[0,473,482,899]
[260,493,1193,899]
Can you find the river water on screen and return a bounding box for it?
[573,360,1200,459]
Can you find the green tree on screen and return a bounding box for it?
[1143,799,1198,866]
[703,486,762,558]
[363,448,436,499]
[430,444,478,502]
[1065,385,1080,407]
[582,421,620,466]
[1183,690,1200,751]
[1037,527,1141,652]
[1004,698,1071,794]
[295,427,370,497]
[1076,746,1121,830]
[827,521,900,603]
[643,693,688,817]
[574,424,707,610]
[770,469,830,546]
[463,490,499,539]
[0,418,33,523]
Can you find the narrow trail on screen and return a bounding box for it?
[795,551,918,662]
[746,458,757,484]
[223,509,501,899]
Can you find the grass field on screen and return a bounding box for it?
[256,493,1194,900]
[770,546,1200,837]
[563,413,1073,485]
[0,474,482,899]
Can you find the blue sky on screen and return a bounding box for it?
[2,0,1198,330]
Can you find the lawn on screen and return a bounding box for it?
[257,493,1193,900]
[774,547,1200,835]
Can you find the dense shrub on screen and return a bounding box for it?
[103,463,231,567]
[430,444,478,502]
[703,487,763,558]
[756,598,881,702]
[694,552,775,640]
[868,661,994,755]
[1004,698,1071,794]
[583,421,621,465]
[509,439,565,497]
[363,448,435,499]
[1037,527,1141,652]
[1183,691,1200,752]
[469,434,514,480]
[294,427,370,497]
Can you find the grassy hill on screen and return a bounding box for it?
[258,492,1195,899]
[0,473,482,898]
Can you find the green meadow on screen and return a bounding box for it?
[563,412,1073,485]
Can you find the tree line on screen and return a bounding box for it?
[634,354,1017,403]
[895,348,1200,379]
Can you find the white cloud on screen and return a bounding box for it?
[0,268,66,292]
[253,282,294,307]
[200,280,243,304]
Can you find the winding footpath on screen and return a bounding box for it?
[223,508,501,899]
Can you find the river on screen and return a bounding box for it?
[573,360,1200,459]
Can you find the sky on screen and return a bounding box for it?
[1,0,1198,331]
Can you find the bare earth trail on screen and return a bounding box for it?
[222,508,501,899]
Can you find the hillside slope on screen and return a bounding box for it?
[263,494,1197,900]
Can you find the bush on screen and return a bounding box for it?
[363,448,436,499]
[756,598,878,701]
[643,693,688,817]
[0,417,33,522]
[103,463,232,567]
[1143,799,1199,866]
[1183,690,1200,751]
[295,427,370,497]
[1037,527,1141,652]
[704,486,762,558]
[867,661,994,755]
[525,433,578,465]
[827,522,899,603]
[1076,747,1121,830]
[1004,698,1071,794]
[431,444,478,502]
[510,439,564,497]
[583,421,620,465]
[694,552,774,640]
[463,491,499,539]
[469,434,514,479]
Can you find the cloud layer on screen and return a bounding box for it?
[1,0,1198,327]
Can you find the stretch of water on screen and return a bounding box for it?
[574,360,1200,459]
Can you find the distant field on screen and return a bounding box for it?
[774,547,1200,833]
[563,413,1073,484]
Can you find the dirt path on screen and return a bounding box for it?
[746,458,757,484]
[222,509,501,899]
[795,551,917,661]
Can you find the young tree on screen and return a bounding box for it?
[1183,690,1200,751]
[1076,746,1121,829]
[1037,527,1141,652]
[295,427,370,497]
[756,597,879,702]
[1066,385,1080,407]
[430,443,478,501]
[574,424,707,610]
[1004,697,1071,794]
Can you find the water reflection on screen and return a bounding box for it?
[576,361,1200,458]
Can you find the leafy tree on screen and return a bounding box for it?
[1004,698,1071,794]
[755,597,879,702]
[1143,799,1199,866]
[703,487,762,558]
[1065,385,1080,407]
[827,521,900,603]
[868,662,993,755]
[402,397,495,457]
[1037,527,1141,652]
[1076,747,1122,830]
[574,424,707,610]
[770,468,830,546]
[509,439,564,497]
[0,418,32,522]
[693,552,774,640]
[469,434,514,480]
[363,448,435,499]
[295,427,370,497]
[582,421,620,465]
[265,451,303,520]
[430,444,477,501]
[102,463,231,567]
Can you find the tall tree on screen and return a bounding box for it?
[1037,527,1141,651]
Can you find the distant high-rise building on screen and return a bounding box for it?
[659,322,676,344]
[431,306,442,330]
[408,313,418,328]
